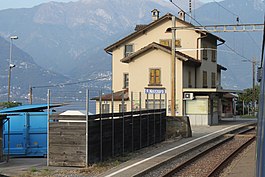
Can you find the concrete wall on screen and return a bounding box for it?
[188,112,218,126]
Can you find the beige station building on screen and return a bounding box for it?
[93,9,237,126]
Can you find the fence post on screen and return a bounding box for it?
[122,90,125,155]
[111,90,114,157]
[99,90,103,161]
[86,89,89,166]
[139,92,142,148]
[47,89,50,166]
[147,93,149,145]
[160,93,162,142]
[131,91,134,152]
[7,118,10,162]
[165,93,167,115]
[153,93,156,144]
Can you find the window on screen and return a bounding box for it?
[119,104,127,112]
[188,71,192,88]
[203,71,207,88]
[123,73,129,89]
[202,44,207,60]
[145,99,165,109]
[160,39,181,48]
[102,104,110,114]
[149,68,161,86]
[124,44,133,57]
[211,49,216,62]
[211,72,216,88]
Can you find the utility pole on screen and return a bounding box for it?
[29,86,33,104]
[171,16,176,116]
[252,58,256,116]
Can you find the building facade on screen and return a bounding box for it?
[94,10,233,125]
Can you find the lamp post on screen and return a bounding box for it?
[7,35,18,102]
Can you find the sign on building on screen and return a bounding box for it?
[145,89,166,94]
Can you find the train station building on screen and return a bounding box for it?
[94,9,238,126]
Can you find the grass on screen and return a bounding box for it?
[20,168,54,177]
[240,114,256,118]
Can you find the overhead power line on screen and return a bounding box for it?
[168,0,256,62]
[212,0,261,50]
[32,75,111,89]
[213,0,238,17]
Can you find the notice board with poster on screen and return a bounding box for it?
[185,97,209,115]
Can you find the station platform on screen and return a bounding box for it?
[98,118,257,177]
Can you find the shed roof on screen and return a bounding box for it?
[0,103,63,113]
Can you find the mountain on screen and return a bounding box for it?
[0,36,69,103]
[0,0,263,90]
[0,0,203,79]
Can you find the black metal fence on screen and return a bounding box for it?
[49,108,166,166]
[88,109,166,163]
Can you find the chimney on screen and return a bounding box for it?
[151,9,160,21]
[178,10,185,21]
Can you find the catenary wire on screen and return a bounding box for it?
[212,0,261,52]
[32,75,111,89]
[168,0,257,63]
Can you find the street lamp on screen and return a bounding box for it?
[7,35,18,102]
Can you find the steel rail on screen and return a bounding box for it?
[162,136,234,177]
[162,127,256,177]
[207,136,256,177]
[133,124,256,177]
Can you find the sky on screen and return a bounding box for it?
[0,0,220,10]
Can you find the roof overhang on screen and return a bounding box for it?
[121,42,201,66]
[217,64,227,71]
[0,103,64,113]
[183,88,243,94]
[105,13,195,53]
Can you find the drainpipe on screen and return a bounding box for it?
[196,34,207,60]
[196,34,207,87]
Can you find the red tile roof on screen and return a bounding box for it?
[91,89,129,101]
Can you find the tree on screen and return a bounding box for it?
[237,85,260,115]
[239,85,260,103]
[0,102,22,109]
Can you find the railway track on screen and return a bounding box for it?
[138,125,256,177]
